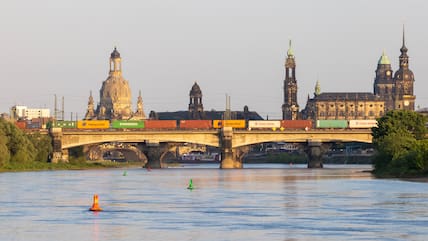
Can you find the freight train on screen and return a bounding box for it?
[18,119,376,130]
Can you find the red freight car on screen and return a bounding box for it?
[179,120,212,129]
[144,120,177,129]
[14,121,27,129]
[280,120,312,130]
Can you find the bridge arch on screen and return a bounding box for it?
[232,130,372,148]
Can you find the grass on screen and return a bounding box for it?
[0,160,143,172]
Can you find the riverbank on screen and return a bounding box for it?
[0,161,143,173]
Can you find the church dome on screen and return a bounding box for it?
[111,47,121,58]
[190,82,202,96]
[378,51,390,65]
[98,76,132,119]
[97,48,132,120]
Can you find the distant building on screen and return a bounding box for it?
[299,28,415,121]
[374,29,415,111]
[84,47,146,120]
[150,83,263,120]
[302,91,384,120]
[10,105,50,120]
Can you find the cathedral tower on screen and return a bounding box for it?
[188,82,205,119]
[393,27,415,110]
[282,40,299,120]
[374,51,394,112]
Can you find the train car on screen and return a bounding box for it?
[27,121,42,129]
[348,119,377,129]
[248,120,281,130]
[14,121,27,130]
[77,120,110,129]
[51,120,77,128]
[144,120,177,129]
[316,120,348,128]
[179,120,212,129]
[111,120,144,129]
[213,120,246,129]
[280,120,312,130]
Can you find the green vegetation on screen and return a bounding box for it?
[0,118,144,172]
[0,118,51,169]
[372,110,428,177]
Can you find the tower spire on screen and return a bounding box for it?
[287,39,294,57]
[314,80,321,96]
[400,25,408,53]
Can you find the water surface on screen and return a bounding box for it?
[1,164,428,241]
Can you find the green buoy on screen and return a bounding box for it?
[187,179,194,190]
[123,170,127,176]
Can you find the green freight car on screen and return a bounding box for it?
[316,120,348,128]
[49,120,77,128]
[111,120,145,129]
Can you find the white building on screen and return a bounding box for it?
[10,105,51,120]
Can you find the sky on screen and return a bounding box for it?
[1,0,428,120]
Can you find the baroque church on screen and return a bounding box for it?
[84,48,146,120]
[282,29,415,121]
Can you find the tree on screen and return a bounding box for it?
[372,110,428,177]
[28,132,52,162]
[0,129,11,167]
[0,118,37,164]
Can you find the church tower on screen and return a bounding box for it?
[282,40,299,120]
[393,27,415,110]
[84,91,96,120]
[133,90,146,119]
[188,82,205,119]
[374,51,394,112]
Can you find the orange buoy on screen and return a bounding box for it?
[89,194,103,212]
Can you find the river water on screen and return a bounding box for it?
[1,164,428,241]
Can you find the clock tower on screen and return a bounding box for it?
[282,40,299,120]
[374,51,394,112]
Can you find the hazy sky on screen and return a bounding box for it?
[1,0,427,119]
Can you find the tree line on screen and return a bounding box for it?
[0,118,52,169]
[372,110,428,177]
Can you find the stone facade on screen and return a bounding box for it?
[85,48,146,120]
[302,92,384,120]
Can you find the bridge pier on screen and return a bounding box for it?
[49,127,69,163]
[220,127,243,168]
[144,142,169,168]
[306,140,329,168]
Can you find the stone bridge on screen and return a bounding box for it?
[49,127,372,168]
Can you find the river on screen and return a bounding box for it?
[1,164,428,241]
